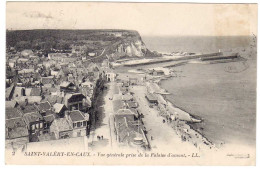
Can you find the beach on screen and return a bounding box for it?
[160,59,256,147]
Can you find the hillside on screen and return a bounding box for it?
[6,29,160,61]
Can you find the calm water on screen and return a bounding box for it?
[143,36,256,147]
[142,36,251,53]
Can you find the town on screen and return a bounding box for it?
[5,30,221,154]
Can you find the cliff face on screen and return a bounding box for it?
[115,39,147,57]
[6,29,155,60]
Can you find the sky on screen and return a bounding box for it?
[6,2,258,37]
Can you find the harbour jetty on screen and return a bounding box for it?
[121,51,243,67]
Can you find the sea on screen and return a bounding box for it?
[142,36,256,147]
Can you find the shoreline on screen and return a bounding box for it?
[147,76,216,149]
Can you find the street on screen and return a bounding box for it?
[129,85,198,153]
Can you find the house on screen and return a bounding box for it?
[14,96,42,105]
[50,118,73,139]
[53,103,67,117]
[13,87,25,98]
[5,85,15,101]
[68,74,75,83]
[113,109,148,148]
[22,105,44,142]
[37,101,51,115]
[6,117,29,150]
[42,110,56,134]
[60,81,77,93]
[64,93,86,111]
[30,88,42,96]
[68,110,90,137]
[102,59,110,68]
[145,93,158,104]
[48,53,67,60]
[6,100,19,108]
[121,94,133,101]
[81,81,94,90]
[45,95,63,105]
[6,107,23,120]
[41,76,54,88]
[51,69,59,76]
[105,72,116,82]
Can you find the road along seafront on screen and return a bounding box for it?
[120,68,217,153]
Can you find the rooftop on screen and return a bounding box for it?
[23,112,43,124]
[53,103,66,113]
[69,110,89,122]
[6,125,29,139]
[30,88,41,96]
[37,101,51,112]
[21,104,39,114]
[60,81,74,88]
[6,100,18,108]
[6,117,26,129]
[41,76,54,85]
[52,118,73,132]
[6,108,23,120]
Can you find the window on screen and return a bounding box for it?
[73,123,76,128]
[83,121,87,126]
[77,122,81,127]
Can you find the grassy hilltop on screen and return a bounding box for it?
[6,29,160,60]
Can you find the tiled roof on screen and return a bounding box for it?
[23,112,43,124]
[15,96,42,105]
[30,88,41,96]
[6,108,23,119]
[41,76,54,85]
[52,118,73,132]
[21,104,39,114]
[6,100,18,108]
[37,101,51,112]
[43,114,56,123]
[46,95,63,104]
[6,117,26,128]
[65,93,85,101]
[69,110,87,122]
[6,126,29,139]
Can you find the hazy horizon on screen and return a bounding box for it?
[6,2,257,37]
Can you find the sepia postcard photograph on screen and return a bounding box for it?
[3,0,258,165]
